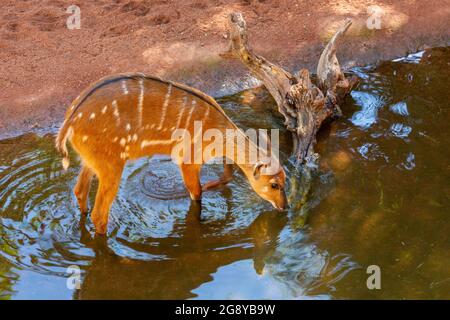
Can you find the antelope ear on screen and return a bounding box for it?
[252,162,266,180]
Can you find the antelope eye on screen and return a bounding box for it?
[271,183,279,190]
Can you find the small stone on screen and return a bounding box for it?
[330,150,351,171]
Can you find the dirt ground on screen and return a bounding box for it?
[0,0,449,138]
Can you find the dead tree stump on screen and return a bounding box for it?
[223,13,359,164]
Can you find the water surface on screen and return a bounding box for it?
[0,48,449,299]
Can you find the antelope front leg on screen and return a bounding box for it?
[202,164,234,191]
[91,167,123,235]
[180,164,202,201]
[74,165,95,214]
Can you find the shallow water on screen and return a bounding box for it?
[0,48,449,299]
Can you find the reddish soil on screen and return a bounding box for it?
[0,0,449,138]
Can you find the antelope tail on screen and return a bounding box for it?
[55,120,73,170]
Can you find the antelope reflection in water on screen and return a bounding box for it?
[74,201,287,299]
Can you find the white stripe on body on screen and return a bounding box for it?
[137,78,145,127]
[157,84,173,130]
[183,99,197,130]
[174,94,188,130]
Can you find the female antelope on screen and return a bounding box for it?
[56,73,287,234]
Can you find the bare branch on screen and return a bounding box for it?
[225,12,297,129]
[317,19,352,92]
[224,13,357,164]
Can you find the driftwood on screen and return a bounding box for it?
[223,13,358,164]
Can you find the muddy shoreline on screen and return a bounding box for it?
[1,0,449,139]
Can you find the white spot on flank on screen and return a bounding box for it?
[127,135,132,143]
[157,83,172,130]
[126,123,131,131]
[120,152,127,160]
[77,112,83,119]
[82,135,88,142]
[125,145,130,152]
[120,138,126,147]
[121,80,129,95]
[140,139,173,149]
[113,136,118,142]
[137,78,144,127]
[112,100,120,125]
[89,113,96,120]
[102,105,108,114]
[132,134,138,142]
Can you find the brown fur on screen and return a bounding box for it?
[56,73,287,234]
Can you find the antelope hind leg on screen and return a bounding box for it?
[91,165,123,235]
[74,165,95,214]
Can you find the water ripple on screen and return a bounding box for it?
[350,91,387,129]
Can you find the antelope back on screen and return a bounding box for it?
[62,74,234,164]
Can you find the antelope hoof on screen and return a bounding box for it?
[75,197,89,215]
[92,216,107,235]
[94,224,107,235]
[79,204,89,215]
